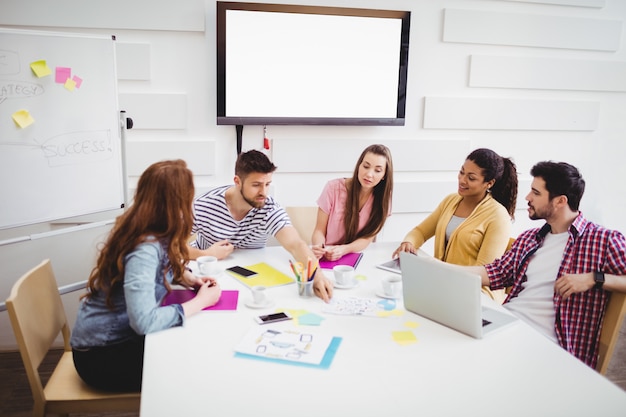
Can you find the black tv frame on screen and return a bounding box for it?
[216,1,411,127]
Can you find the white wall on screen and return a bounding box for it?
[1,0,625,349]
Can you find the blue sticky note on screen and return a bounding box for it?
[297,312,325,326]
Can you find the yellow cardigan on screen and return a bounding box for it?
[403,193,511,267]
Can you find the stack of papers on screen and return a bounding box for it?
[234,326,341,369]
[322,296,401,317]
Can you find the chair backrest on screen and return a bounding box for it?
[6,259,69,405]
[285,206,318,245]
[597,291,626,374]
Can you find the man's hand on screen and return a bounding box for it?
[208,240,234,260]
[313,272,333,303]
[555,272,595,300]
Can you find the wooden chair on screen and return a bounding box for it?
[285,206,318,245]
[5,259,140,417]
[597,291,626,374]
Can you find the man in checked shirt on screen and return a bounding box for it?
[461,161,626,368]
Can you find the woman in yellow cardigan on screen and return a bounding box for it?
[393,148,518,301]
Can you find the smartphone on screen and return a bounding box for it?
[226,265,258,278]
[254,312,292,325]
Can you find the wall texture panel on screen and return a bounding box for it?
[424,97,599,130]
[470,55,626,92]
[444,8,622,51]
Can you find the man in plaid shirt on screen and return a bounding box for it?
[465,161,626,368]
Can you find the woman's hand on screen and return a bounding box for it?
[311,244,325,259]
[392,241,416,259]
[195,279,221,307]
[322,245,346,261]
[180,277,221,316]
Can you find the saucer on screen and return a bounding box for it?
[244,298,275,309]
[375,290,401,300]
[334,280,359,289]
[194,267,224,278]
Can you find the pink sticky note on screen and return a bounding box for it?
[72,75,83,89]
[55,67,71,84]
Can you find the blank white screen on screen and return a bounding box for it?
[225,10,402,118]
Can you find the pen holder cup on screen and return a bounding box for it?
[297,280,314,298]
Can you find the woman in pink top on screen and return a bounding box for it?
[312,144,394,261]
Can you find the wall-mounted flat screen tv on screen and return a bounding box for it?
[216,1,411,126]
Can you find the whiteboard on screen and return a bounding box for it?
[0,28,124,229]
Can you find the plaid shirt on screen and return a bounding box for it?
[485,213,626,368]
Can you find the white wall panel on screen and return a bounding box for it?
[119,93,187,130]
[444,8,622,51]
[470,55,626,92]
[0,0,205,31]
[500,0,605,6]
[393,181,456,213]
[116,42,151,81]
[424,97,599,130]
[272,139,471,172]
[125,141,216,177]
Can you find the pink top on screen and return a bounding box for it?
[316,178,374,245]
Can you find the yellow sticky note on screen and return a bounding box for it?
[12,109,35,128]
[392,330,417,346]
[377,309,404,318]
[64,78,77,91]
[282,309,308,318]
[404,320,420,329]
[30,60,52,77]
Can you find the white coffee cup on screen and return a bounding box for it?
[251,285,268,305]
[197,255,218,276]
[333,265,355,286]
[382,275,402,298]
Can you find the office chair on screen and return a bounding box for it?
[5,259,140,417]
[285,206,318,245]
[597,291,626,374]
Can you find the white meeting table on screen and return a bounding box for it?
[140,242,626,417]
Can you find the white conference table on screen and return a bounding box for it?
[140,242,626,417]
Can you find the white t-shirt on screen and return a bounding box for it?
[505,232,569,343]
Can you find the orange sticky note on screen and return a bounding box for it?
[30,60,52,77]
[12,110,35,128]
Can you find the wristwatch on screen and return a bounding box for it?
[594,271,605,289]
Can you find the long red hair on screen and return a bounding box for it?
[85,159,195,308]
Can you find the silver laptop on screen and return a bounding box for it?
[400,252,517,339]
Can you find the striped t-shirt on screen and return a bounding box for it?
[191,185,291,249]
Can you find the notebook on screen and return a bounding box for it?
[226,262,294,288]
[399,252,517,339]
[319,252,363,270]
[162,289,239,311]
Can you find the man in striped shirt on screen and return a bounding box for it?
[189,150,333,302]
[463,161,626,368]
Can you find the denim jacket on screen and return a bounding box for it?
[70,238,185,349]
